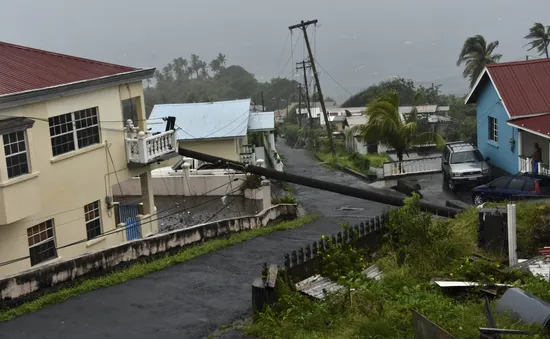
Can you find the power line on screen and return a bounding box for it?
[0,180,244,268]
[314,60,353,96]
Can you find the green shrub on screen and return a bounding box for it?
[241,174,262,190]
[347,152,370,172]
[272,195,297,204]
[283,124,300,146]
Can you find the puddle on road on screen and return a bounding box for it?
[337,206,365,211]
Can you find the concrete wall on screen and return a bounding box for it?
[476,82,518,174]
[0,204,297,304]
[0,81,156,278]
[179,137,245,162]
[111,168,246,196]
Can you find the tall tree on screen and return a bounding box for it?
[209,59,221,75]
[350,91,444,163]
[216,53,227,68]
[524,22,550,58]
[457,35,502,88]
[190,54,201,78]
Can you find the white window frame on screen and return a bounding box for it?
[27,219,57,266]
[49,107,101,157]
[489,116,498,142]
[3,130,30,179]
[84,200,102,240]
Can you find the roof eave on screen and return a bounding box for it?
[0,68,155,110]
[464,68,488,104]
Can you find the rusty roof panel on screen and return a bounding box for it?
[487,59,550,117]
[295,275,344,300]
[507,115,550,137]
[0,41,139,96]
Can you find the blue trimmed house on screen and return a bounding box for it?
[466,58,550,175]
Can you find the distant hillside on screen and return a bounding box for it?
[417,75,469,97]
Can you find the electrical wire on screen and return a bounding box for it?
[0,181,243,268]
[314,60,354,96]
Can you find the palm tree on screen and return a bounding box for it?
[209,59,221,74]
[457,35,502,88]
[350,91,445,165]
[524,23,550,58]
[216,53,227,68]
[190,54,201,78]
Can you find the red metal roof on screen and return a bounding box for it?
[0,41,138,96]
[508,114,550,137]
[486,59,550,118]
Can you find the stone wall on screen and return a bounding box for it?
[0,204,297,305]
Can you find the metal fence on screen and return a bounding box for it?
[283,212,390,282]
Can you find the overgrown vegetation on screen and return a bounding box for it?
[240,174,263,190]
[247,196,550,338]
[0,216,319,321]
[316,151,386,175]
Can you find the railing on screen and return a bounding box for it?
[382,156,441,178]
[519,155,550,176]
[126,130,177,164]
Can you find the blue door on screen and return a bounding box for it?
[118,203,141,241]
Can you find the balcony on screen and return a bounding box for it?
[0,172,41,225]
[126,130,178,167]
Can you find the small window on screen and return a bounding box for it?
[491,177,510,189]
[48,108,100,157]
[121,97,138,127]
[489,117,498,142]
[3,131,29,179]
[507,178,525,190]
[27,220,57,266]
[84,201,102,240]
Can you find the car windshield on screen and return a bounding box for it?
[450,150,483,164]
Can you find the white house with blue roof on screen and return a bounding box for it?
[147,99,279,168]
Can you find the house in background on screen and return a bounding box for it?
[0,42,176,278]
[148,99,251,163]
[466,58,550,175]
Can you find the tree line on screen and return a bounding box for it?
[144,53,301,115]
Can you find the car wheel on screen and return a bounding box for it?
[473,194,484,205]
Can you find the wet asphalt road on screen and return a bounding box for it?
[0,140,395,339]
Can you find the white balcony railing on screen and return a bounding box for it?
[126,130,178,164]
[519,155,550,176]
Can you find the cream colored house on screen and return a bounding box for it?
[147,99,252,163]
[0,42,177,277]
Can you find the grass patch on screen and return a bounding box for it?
[247,196,550,338]
[0,215,319,322]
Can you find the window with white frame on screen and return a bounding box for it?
[3,131,29,179]
[48,107,100,156]
[84,200,102,240]
[27,219,57,266]
[489,116,498,142]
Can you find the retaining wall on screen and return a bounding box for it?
[0,204,298,305]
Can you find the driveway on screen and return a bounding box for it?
[0,140,393,339]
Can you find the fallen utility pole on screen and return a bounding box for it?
[178,147,461,218]
[289,19,336,156]
[296,60,313,129]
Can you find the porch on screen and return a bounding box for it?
[517,128,550,176]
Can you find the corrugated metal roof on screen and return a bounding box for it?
[362,264,383,280]
[345,116,368,127]
[508,115,550,137]
[295,275,344,299]
[487,59,550,117]
[248,112,275,131]
[399,105,439,114]
[147,99,251,140]
[0,41,139,96]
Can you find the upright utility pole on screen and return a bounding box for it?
[260,91,265,112]
[297,84,302,128]
[289,19,336,155]
[296,60,313,129]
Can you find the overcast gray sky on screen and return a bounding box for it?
[1,0,548,102]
